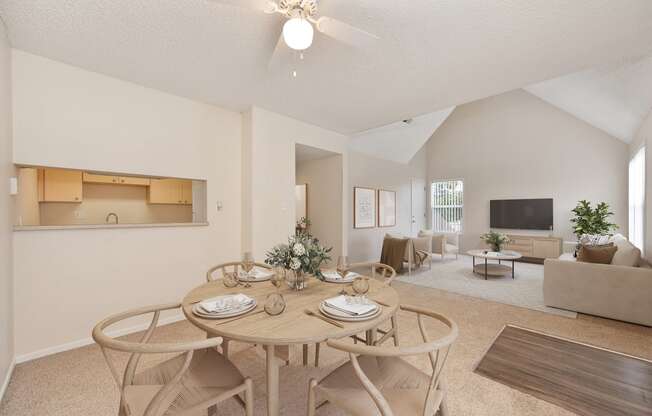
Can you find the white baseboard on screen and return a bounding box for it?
[0,358,15,404]
[15,313,185,364]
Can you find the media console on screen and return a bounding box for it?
[504,234,562,262]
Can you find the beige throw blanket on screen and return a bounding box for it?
[380,237,426,273]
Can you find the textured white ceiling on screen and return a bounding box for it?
[525,55,652,142]
[1,0,652,134]
[349,107,455,163]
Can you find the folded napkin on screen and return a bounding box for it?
[240,267,274,280]
[322,271,361,280]
[199,294,254,314]
[323,295,377,316]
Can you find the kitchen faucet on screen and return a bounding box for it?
[105,212,119,224]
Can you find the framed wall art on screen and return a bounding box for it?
[378,189,396,227]
[354,187,376,228]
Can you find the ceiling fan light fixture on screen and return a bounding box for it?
[283,17,314,50]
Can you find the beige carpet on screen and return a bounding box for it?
[1,281,650,416]
[399,255,577,318]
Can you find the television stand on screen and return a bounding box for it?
[504,234,562,262]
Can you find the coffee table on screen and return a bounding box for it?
[467,249,522,280]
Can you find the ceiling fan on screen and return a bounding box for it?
[211,0,378,66]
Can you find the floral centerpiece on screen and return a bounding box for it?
[480,231,510,252]
[265,235,332,290]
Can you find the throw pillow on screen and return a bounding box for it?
[577,243,618,264]
[610,234,641,267]
[579,234,611,246]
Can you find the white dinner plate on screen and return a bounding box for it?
[192,300,257,319]
[322,271,361,284]
[238,268,274,282]
[319,302,381,322]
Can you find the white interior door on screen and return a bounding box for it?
[410,177,426,236]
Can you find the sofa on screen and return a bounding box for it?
[543,235,652,326]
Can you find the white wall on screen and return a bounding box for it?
[630,110,652,258]
[296,155,343,263]
[11,50,242,358]
[243,107,348,260]
[347,148,427,262]
[0,19,14,398]
[427,89,629,251]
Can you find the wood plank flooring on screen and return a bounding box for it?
[475,325,652,416]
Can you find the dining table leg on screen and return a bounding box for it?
[266,344,280,416]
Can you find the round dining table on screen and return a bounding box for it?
[182,276,399,416]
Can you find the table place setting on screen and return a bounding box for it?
[237,266,275,282]
[192,293,257,319]
[318,294,382,322]
[321,269,361,283]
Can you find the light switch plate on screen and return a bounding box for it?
[9,177,17,195]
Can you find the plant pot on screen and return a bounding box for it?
[491,245,501,252]
[285,269,307,291]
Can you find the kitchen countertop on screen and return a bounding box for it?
[13,222,209,231]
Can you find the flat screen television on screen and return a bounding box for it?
[490,199,553,230]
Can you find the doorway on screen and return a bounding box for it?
[295,144,343,264]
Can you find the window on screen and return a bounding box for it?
[629,148,645,250]
[431,179,463,232]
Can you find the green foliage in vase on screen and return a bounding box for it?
[480,231,510,251]
[570,200,618,238]
[265,234,332,280]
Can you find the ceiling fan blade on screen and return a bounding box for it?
[268,29,299,73]
[315,16,378,48]
[268,30,287,71]
[208,0,278,13]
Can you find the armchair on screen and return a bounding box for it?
[419,230,460,260]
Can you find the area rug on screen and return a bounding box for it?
[474,325,652,416]
[398,255,577,318]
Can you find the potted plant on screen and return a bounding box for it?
[265,234,332,290]
[570,200,618,239]
[480,231,511,252]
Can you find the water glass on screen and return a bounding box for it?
[264,293,286,316]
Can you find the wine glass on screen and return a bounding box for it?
[352,276,370,303]
[241,252,255,288]
[336,256,349,295]
[271,267,285,291]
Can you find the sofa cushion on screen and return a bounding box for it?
[610,234,641,267]
[577,243,618,264]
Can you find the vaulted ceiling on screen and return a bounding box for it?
[1,0,652,135]
[525,55,652,143]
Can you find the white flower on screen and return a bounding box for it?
[292,243,306,256]
[290,257,301,270]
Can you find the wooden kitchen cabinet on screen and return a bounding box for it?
[118,176,150,186]
[40,168,83,202]
[148,179,192,205]
[181,181,193,205]
[83,172,118,184]
[83,172,150,186]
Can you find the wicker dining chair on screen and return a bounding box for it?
[308,263,397,368]
[348,262,398,347]
[92,303,253,416]
[307,304,458,416]
[205,261,272,358]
